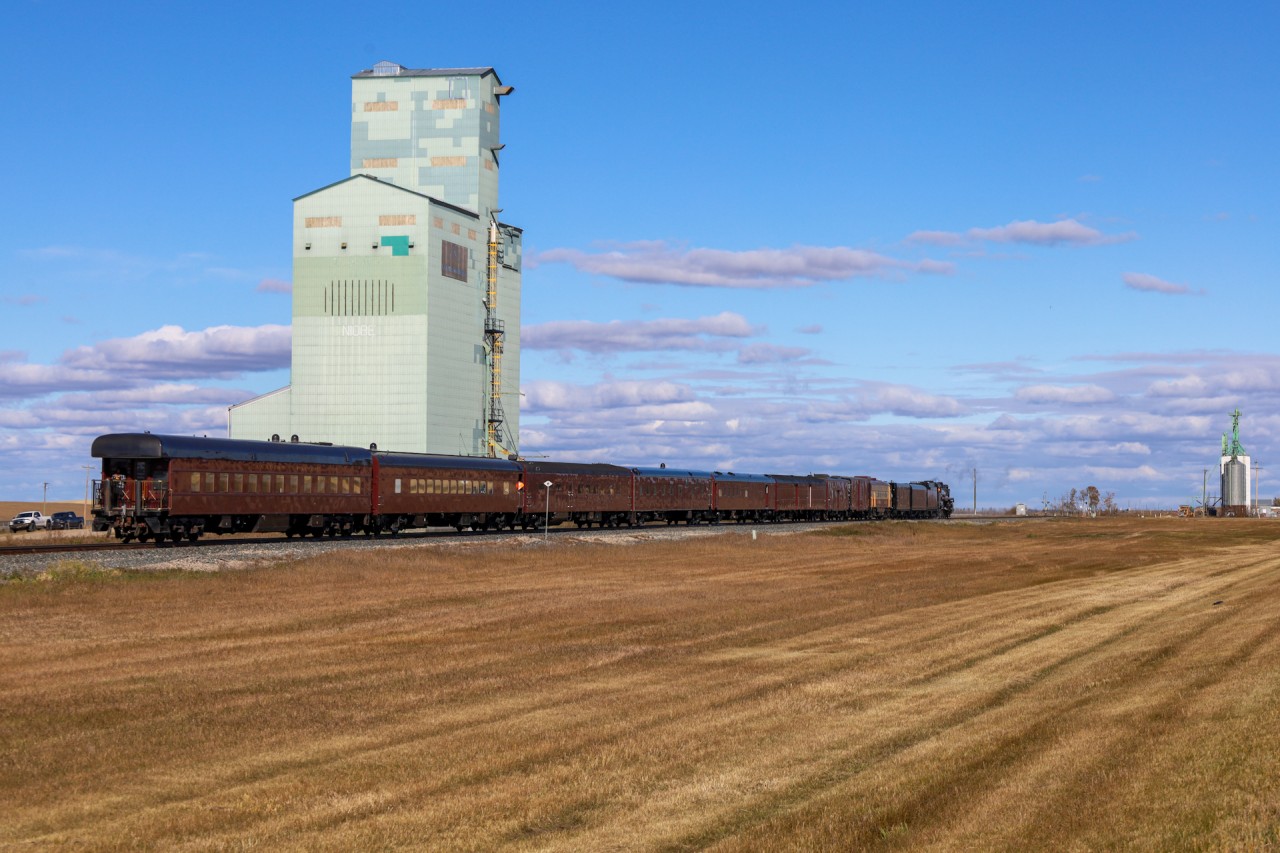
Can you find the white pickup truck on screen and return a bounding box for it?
[9,511,52,532]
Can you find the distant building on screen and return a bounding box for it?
[1219,409,1252,514]
[230,62,522,456]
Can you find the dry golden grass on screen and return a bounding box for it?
[0,500,86,520]
[2,517,1279,850]
[1,502,96,546]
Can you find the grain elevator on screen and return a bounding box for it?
[229,62,521,457]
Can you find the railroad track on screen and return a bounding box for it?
[0,527,498,559]
[0,516,1002,560]
[0,540,150,557]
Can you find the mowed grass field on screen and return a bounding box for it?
[2,518,1279,850]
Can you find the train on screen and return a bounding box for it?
[89,433,954,544]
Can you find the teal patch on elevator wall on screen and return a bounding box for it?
[381,235,411,256]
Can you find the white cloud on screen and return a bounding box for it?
[53,384,249,411]
[970,218,1134,246]
[1110,442,1151,455]
[1145,360,1280,401]
[61,324,291,377]
[905,230,966,246]
[1015,384,1116,404]
[533,241,953,288]
[523,312,757,354]
[910,218,1135,248]
[1123,272,1201,296]
[0,363,115,400]
[736,343,811,365]
[256,278,292,293]
[523,380,698,412]
[1147,375,1208,398]
[1084,464,1164,481]
[863,385,965,418]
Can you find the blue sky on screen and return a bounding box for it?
[3,0,1278,508]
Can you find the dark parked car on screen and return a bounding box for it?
[50,511,85,530]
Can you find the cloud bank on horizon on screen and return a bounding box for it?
[4,231,1273,509]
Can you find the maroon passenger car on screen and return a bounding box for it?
[520,461,634,528]
[373,452,523,533]
[92,433,371,543]
[767,474,830,521]
[711,472,773,522]
[632,467,715,524]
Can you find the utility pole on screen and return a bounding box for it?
[972,468,977,516]
[1255,460,1263,516]
[543,481,553,542]
[81,465,94,524]
[42,482,50,516]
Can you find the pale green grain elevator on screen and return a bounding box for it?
[230,62,521,456]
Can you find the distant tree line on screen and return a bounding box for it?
[1047,486,1118,517]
